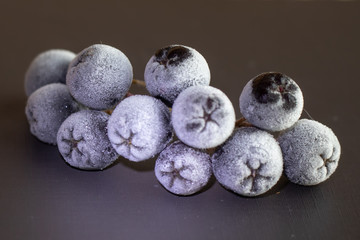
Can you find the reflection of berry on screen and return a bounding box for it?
[212,127,283,197]
[240,72,303,131]
[278,119,341,185]
[25,83,80,145]
[144,44,210,106]
[66,44,133,110]
[172,85,235,149]
[155,141,212,196]
[57,110,118,170]
[107,95,173,162]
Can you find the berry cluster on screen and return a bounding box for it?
[24,44,341,197]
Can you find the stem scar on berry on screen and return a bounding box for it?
[160,161,194,188]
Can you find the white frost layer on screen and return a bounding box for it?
[212,127,283,197]
[172,85,235,149]
[25,49,76,96]
[107,95,173,162]
[155,141,212,196]
[57,110,118,170]
[66,44,133,110]
[278,119,341,186]
[25,83,80,145]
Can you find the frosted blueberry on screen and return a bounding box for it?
[57,110,118,170]
[144,44,211,106]
[66,44,133,110]
[172,85,235,149]
[212,127,283,197]
[155,141,212,196]
[278,119,341,186]
[25,83,80,145]
[107,95,173,162]
[25,49,76,96]
[239,72,304,132]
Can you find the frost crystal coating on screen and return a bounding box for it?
[278,119,341,185]
[172,85,235,149]
[155,141,212,195]
[57,110,118,170]
[212,127,283,196]
[66,44,133,110]
[107,95,173,162]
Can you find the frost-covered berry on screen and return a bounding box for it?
[172,85,235,149]
[107,95,173,162]
[57,110,118,170]
[155,141,212,196]
[144,44,211,106]
[212,127,283,197]
[278,119,341,186]
[25,49,75,96]
[239,72,303,132]
[25,83,80,145]
[66,44,133,110]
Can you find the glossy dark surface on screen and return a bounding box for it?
[1,1,359,239]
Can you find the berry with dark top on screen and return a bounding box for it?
[155,141,212,195]
[212,127,283,197]
[239,72,303,131]
[278,119,341,185]
[57,110,118,170]
[66,44,133,110]
[25,83,80,145]
[144,44,210,106]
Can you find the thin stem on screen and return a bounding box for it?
[235,117,252,128]
[132,79,146,87]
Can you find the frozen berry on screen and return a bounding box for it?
[25,49,76,96]
[25,83,80,145]
[107,95,173,162]
[212,127,283,197]
[239,72,304,131]
[155,141,212,196]
[144,44,211,106]
[278,119,341,186]
[172,85,235,149]
[57,110,119,170]
[66,44,133,110]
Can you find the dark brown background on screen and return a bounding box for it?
[1,1,359,239]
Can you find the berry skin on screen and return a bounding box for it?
[25,49,76,97]
[278,119,341,186]
[172,85,235,149]
[212,127,283,197]
[239,72,304,132]
[107,95,173,162]
[66,44,133,110]
[25,83,80,145]
[144,44,211,106]
[155,141,212,196]
[57,110,119,170]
